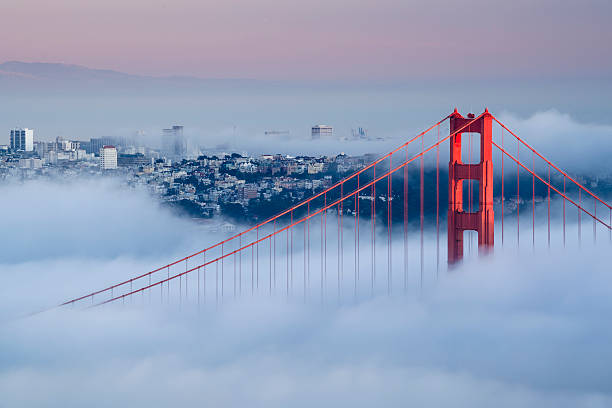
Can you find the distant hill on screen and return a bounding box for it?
[0,61,261,92]
[0,61,140,81]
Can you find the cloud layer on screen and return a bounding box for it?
[496,110,612,174]
[1,177,611,407]
[2,248,612,407]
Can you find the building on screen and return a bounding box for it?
[352,127,368,140]
[100,145,118,170]
[87,137,115,156]
[55,137,78,152]
[34,141,52,157]
[307,162,325,174]
[240,184,259,200]
[161,125,186,158]
[19,158,43,169]
[9,128,34,151]
[311,125,332,140]
[117,153,148,167]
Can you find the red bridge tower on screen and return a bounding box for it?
[448,108,494,263]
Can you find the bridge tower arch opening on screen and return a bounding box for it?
[448,108,494,264]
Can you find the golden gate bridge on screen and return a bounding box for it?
[57,109,611,309]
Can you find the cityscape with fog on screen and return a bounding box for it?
[2,1,612,407]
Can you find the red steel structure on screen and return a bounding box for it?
[447,108,494,263]
[42,109,611,311]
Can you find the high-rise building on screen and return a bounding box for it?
[10,128,34,151]
[352,127,368,140]
[162,125,186,158]
[311,125,332,140]
[100,145,118,170]
[88,137,115,156]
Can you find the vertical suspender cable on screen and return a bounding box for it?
[268,225,276,296]
[372,167,376,295]
[287,218,290,297]
[420,134,424,290]
[517,139,520,247]
[303,207,307,300]
[548,165,551,248]
[203,251,206,304]
[233,242,236,299]
[357,174,360,285]
[338,202,341,300]
[403,144,408,292]
[340,183,344,299]
[324,195,327,300]
[307,200,311,298]
[256,227,259,290]
[436,124,440,278]
[532,150,535,249]
[501,128,504,246]
[354,179,358,297]
[388,156,392,295]
[593,202,596,243]
[221,243,224,303]
[290,211,294,295]
[320,202,324,303]
[273,220,276,292]
[215,260,219,306]
[563,177,566,247]
[578,188,582,246]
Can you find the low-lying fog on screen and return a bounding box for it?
[1,176,611,407]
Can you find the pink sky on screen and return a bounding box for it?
[2,0,611,80]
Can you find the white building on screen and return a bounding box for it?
[307,162,325,174]
[10,128,34,151]
[311,125,332,140]
[19,158,43,169]
[100,145,118,170]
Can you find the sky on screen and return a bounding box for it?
[2,0,612,80]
